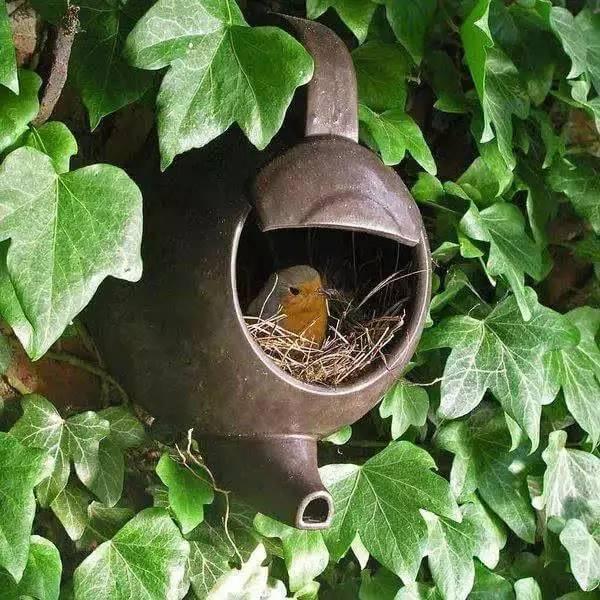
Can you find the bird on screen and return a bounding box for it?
[247,265,328,346]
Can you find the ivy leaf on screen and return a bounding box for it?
[548,7,600,94]
[384,0,436,64]
[548,156,600,235]
[559,519,600,592]
[254,514,329,593]
[395,583,443,600]
[435,407,538,542]
[306,0,376,43]
[514,577,543,600]
[98,406,145,449]
[533,430,600,528]
[0,433,52,581]
[77,502,135,551]
[471,562,513,599]
[207,543,287,599]
[422,499,505,600]
[379,380,429,440]
[422,289,577,449]
[352,41,409,111]
[323,425,352,445]
[359,105,436,174]
[461,0,529,170]
[50,479,92,542]
[187,538,231,600]
[125,0,313,170]
[88,407,145,507]
[459,203,544,319]
[0,2,18,94]
[0,146,143,359]
[156,453,214,534]
[320,441,460,582]
[0,70,41,153]
[359,568,400,600]
[73,508,190,600]
[70,0,155,128]
[11,395,110,506]
[21,122,78,174]
[544,308,600,446]
[0,536,62,600]
[426,50,468,114]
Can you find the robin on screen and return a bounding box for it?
[247,265,328,346]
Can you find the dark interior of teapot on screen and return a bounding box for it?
[236,210,420,385]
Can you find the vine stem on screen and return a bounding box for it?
[44,350,129,405]
[175,429,243,564]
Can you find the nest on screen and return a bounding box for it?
[245,270,410,386]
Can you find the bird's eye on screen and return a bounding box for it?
[289,286,300,296]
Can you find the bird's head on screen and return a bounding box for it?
[276,265,325,312]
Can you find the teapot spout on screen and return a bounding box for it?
[201,435,333,530]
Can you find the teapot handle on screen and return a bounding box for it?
[277,15,359,142]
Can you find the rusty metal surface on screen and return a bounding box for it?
[252,136,422,246]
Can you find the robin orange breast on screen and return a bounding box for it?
[247,265,328,346]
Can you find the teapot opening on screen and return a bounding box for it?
[235,211,423,388]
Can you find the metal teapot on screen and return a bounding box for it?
[87,16,431,530]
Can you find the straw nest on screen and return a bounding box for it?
[244,270,410,386]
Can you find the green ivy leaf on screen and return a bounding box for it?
[0,433,52,582]
[379,379,429,440]
[0,536,62,600]
[77,502,134,551]
[436,407,537,542]
[422,499,506,600]
[384,0,436,65]
[359,568,400,600]
[548,7,600,94]
[320,441,460,582]
[548,157,600,235]
[88,407,145,507]
[323,425,352,445]
[0,70,40,153]
[21,122,78,174]
[70,0,155,128]
[187,538,231,600]
[471,562,513,599]
[544,308,600,446]
[459,203,544,320]
[0,2,18,94]
[461,0,529,170]
[533,430,600,528]
[11,395,110,506]
[426,50,468,114]
[359,105,436,174]
[254,514,328,593]
[395,583,443,599]
[156,453,214,534]
[352,41,409,111]
[0,146,143,359]
[422,289,577,449]
[125,0,313,169]
[50,479,91,541]
[559,519,600,592]
[73,508,190,600]
[514,577,543,600]
[306,0,376,43]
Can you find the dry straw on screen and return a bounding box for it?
[245,269,415,386]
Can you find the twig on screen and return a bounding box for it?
[44,350,129,404]
[33,5,79,126]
